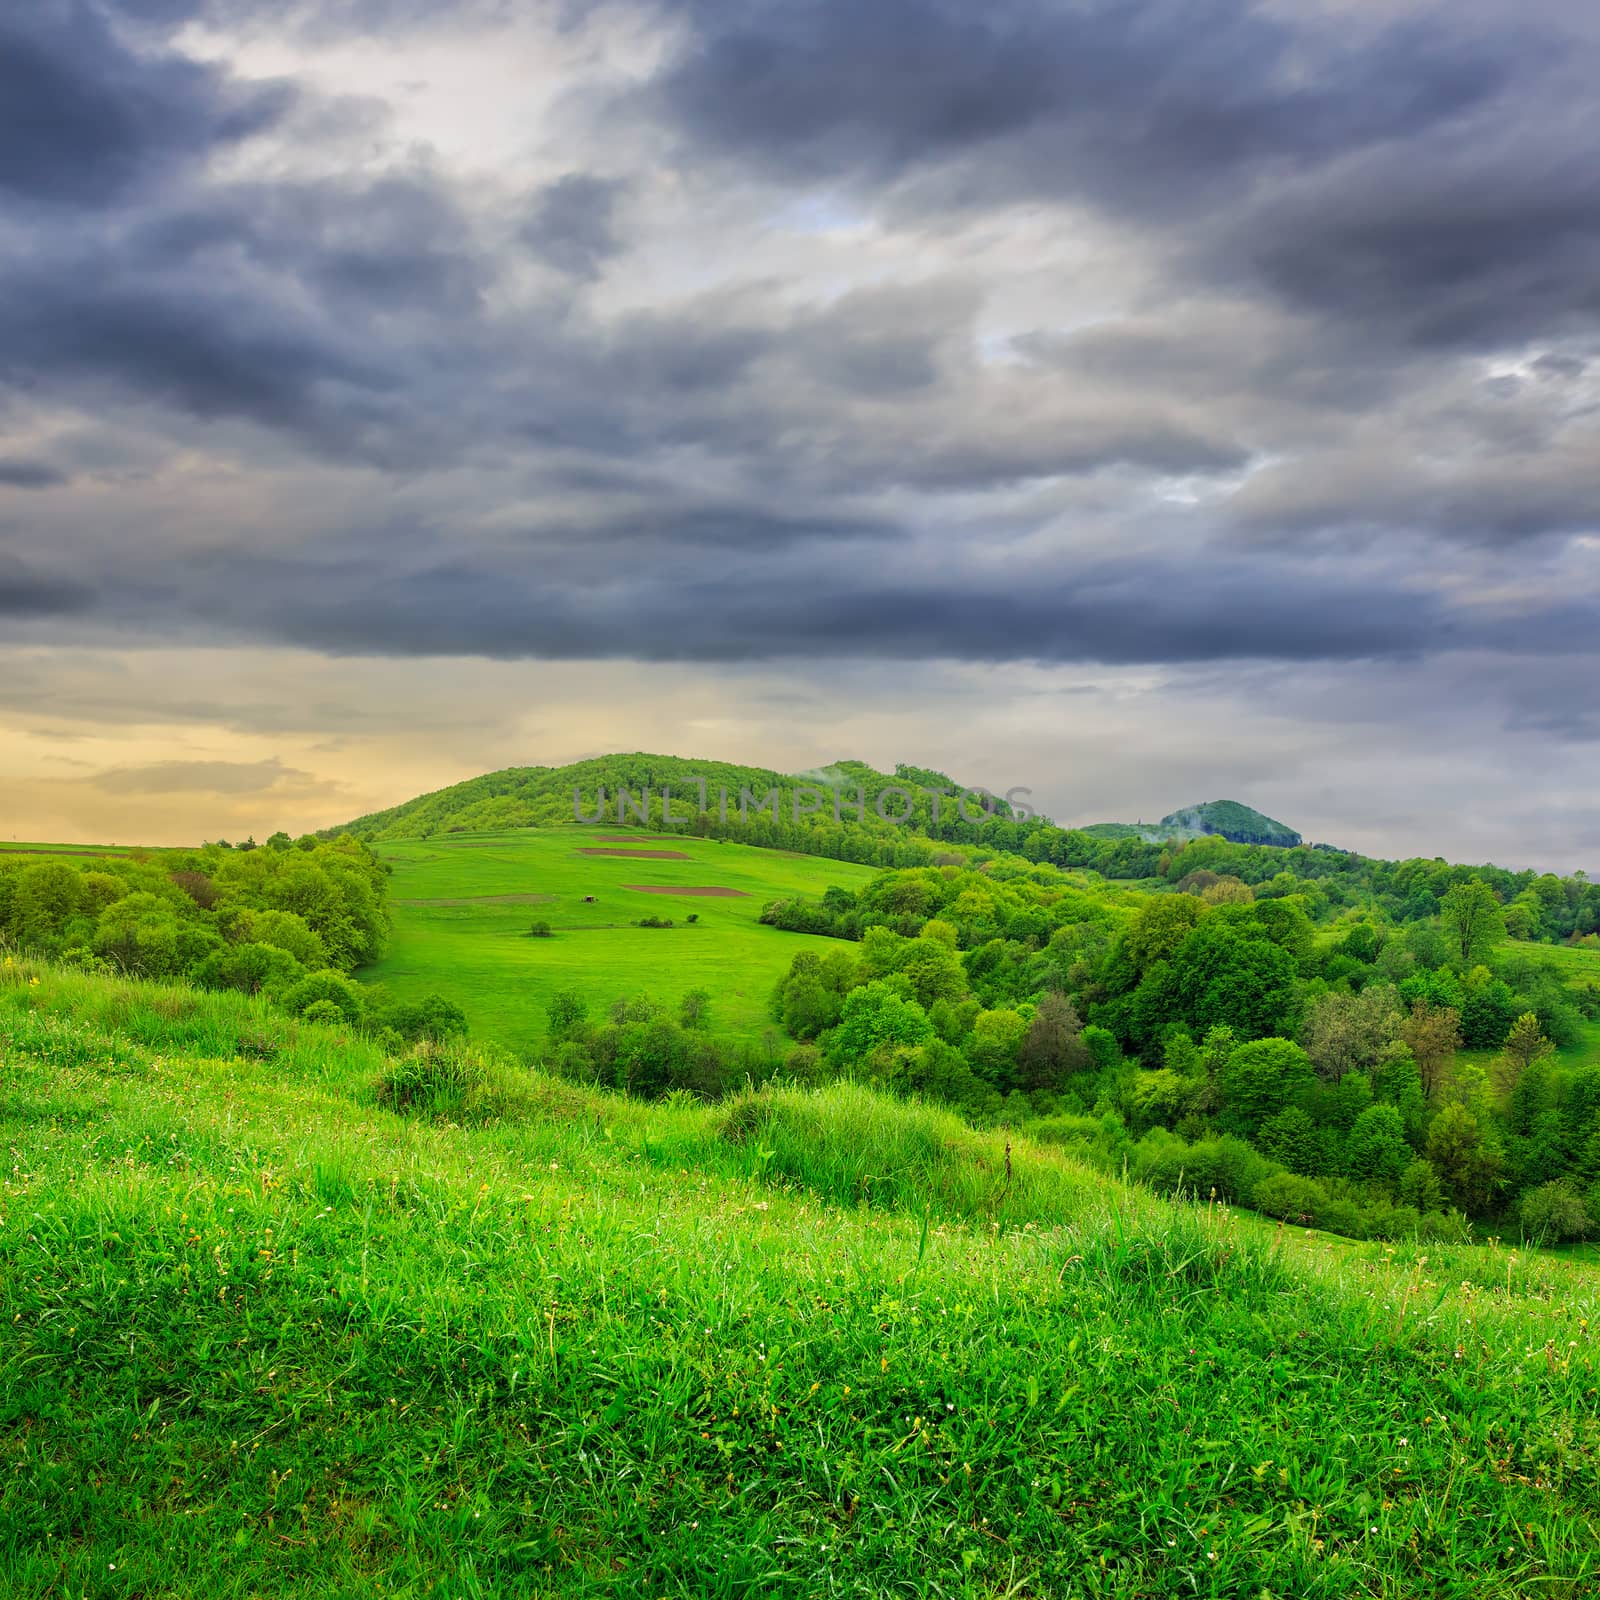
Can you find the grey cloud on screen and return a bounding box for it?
[0,554,95,616]
[0,0,1592,735]
[76,539,1528,666]
[0,2,293,208]
[641,0,1596,352]
[89,756,326,795]
[645,1,1509,206]
[521,174,630,280]
[0,460,69,489]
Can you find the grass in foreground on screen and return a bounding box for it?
[2,961,1598,1598]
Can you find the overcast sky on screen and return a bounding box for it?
[3,0,1598,866]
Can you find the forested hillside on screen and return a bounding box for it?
[331,754,1600,939]
[746,864,1600,1245]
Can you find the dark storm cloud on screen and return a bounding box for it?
[0,166,495,460]
[521,175,630,280]
[1236,147,1600,348]
[646,0,1510,206]
[0,1,293,207]
[73,533,1569,668]
[0,0,1596,698]
[0,461,69,489]
[0,555,95,617]
[642,0,1598,351]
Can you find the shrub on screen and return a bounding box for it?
[376,1041,511,1121]
[285,969,364,1024]
[528,920,553,938]
[1519,1181,1594,1244]
[1137,1134,1271,1205]
[382,993,469,1043]
[636,916,674,929]
[1252,1171,1329,1224]
[301,998,345,1026]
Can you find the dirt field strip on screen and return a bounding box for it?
[576,848,693,860]
[623,884,748,897]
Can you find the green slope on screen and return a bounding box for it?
[360,825,880,1052]
[4,958,1598,1598]
[331,752,1029,842]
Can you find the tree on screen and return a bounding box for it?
[92,893,185,977]
[238,908,328,970]
[898,936,968,1009]
[1120,894,1207,974]
[1399,1000,1461,1099]
[1498,1011,1555,1086]
[284,969,364,1024]
[1438,880,1505,968]
[386,993,469,1043]
[548,988,589,1043]
[1258,1105,1322,1176]
[829,981,933,1068]
[679,988,712,1031]
[1519,1181,1592,1244]
[1344,1104,1411,1185]
[1300,985,1402,1083]
[1016,991,1088,1091]
[967,1008,1029,1089]
[781,973,842,1039]
[1425,1101,1503,1214]
[1397,1158,1444,1214]
[1219,1038,1315,1136]
[195,941,302,996]
[1161,921,1302,1042]
[8,862,83,950]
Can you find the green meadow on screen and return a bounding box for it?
[360,827,879,1052]
[3,957,1598,1598]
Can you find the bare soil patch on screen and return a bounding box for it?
[577,848,692,860]
[624,884,748,897]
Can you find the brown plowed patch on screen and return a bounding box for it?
[577,847,692,860]
[624,884,748,897]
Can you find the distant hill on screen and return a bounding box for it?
[327,752,1034,845]
[1156,800,1302,847]
[332,758,1305,857]
[1077,800,1300,848]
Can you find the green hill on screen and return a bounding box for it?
[4,956,1598,1596]
[1157,799,1302,846]
[330,752,1034,844]
[1078,800,1301,847]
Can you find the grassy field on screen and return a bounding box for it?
[0,840,147,857]
[3,957,1599,1598]
[360,827,880,1054]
